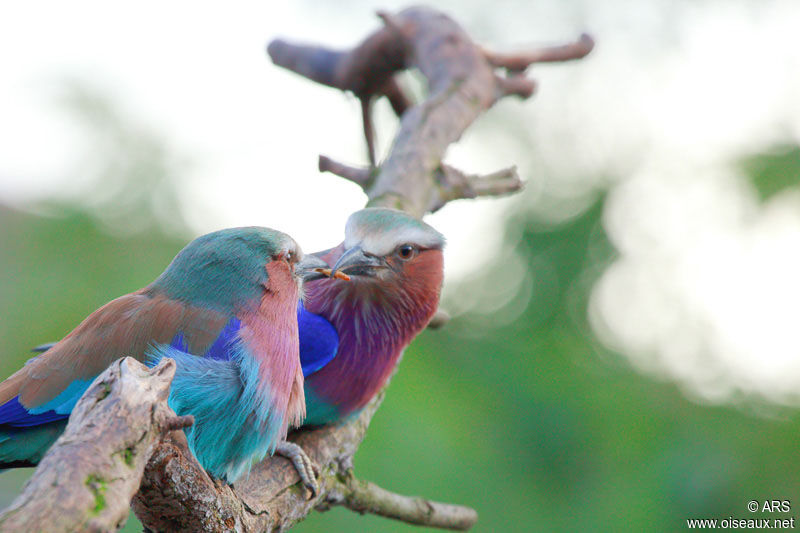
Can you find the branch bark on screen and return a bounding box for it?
[3,5,592,532]
[0,358,180,533]
[269,6,588,217]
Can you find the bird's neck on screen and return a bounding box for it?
[237,261,305,432]
[303,249,442,416]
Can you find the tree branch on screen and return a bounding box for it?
[361,97,378,166]
[429,165,523,212]
[271,6,589,217]
[318,155,373,188]
[495,74,538,100]
[482,33,595,72]
[323,471,478,530]
[318,157,523,213]
[0,358,180,533]
[132,389,475,531]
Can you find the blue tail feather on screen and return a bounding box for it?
[0,421,67,467]
[0,397,70,428]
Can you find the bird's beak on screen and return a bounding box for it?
[296,254,332,282]
[331,246,385,277]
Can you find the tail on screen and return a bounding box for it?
[0,420,67,468]
[0,355,77,469]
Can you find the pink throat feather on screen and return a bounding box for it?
[239,260,305,435]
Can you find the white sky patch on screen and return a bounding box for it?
[592,171,800,404]
[0,0,510,284]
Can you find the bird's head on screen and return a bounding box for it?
[303,207,445,373]
[329,208,446,288]
[152,227,327,312]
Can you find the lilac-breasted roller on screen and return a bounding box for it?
[0,227,329,485]
[296,208,445,425]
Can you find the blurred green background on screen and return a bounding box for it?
[2,1,800,532]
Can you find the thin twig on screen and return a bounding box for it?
[429,165,523,212]
[318,155,372,188]
[483,33,595,72]
[495,74,537,100]
[327,473,478,531]
[162,414,194,433]
[360,97,377,166]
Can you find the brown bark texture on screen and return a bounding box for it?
[0,358,183,533]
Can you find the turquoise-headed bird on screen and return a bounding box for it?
[297,208,445,425]
[0,227,329,486]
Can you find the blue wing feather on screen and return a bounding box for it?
[0,397,69,427]
[298,301,338,376]
[201,317,242,360]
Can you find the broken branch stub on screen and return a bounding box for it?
[0,358,179,533]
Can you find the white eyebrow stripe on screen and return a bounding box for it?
[342,207,446,256]
[346,226,443,256]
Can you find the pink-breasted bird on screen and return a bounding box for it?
[296,208,445,425]
[0,227,329,486]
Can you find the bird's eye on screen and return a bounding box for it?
[285,250,295,263]
[396,244,416,260]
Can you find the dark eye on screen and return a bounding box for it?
[286,250,295,263]
[397,244,416,260]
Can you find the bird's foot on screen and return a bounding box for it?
[275,440,320,498]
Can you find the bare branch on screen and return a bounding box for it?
[325,472,478,530]
[463,166,524,196]
[361,97,377,166]
[429,165,523,212]
[267,40,347,89]
[0,358,178,533]
[495,74,538,100]
[483,33,595,72]
[318,155,372,188]
[133,392,390,531]
[272,9,589,218]
[162,415,194,433]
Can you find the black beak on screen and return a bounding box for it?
[331,246,385,277]
[296,254,331,282]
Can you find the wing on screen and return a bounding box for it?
[30,317,243,362]
[0,290,229,412]
[298,301,339,377]
[30,343,56,353]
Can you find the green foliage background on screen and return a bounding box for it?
[1,145,799,532]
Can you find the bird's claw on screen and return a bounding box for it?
[275,440,320,498]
